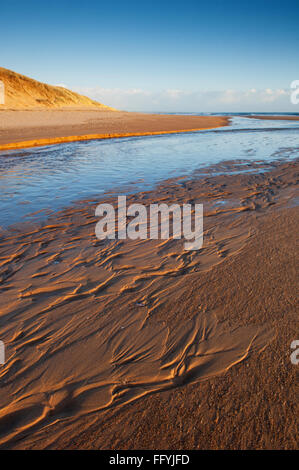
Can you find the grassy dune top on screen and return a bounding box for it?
[0,67,115,110]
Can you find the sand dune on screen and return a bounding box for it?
[0,68,114,110]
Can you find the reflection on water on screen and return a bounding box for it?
[0,117,298,228]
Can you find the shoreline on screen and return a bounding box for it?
[1,111,299,152]
[0,127,225,151]
[0,111,229,151]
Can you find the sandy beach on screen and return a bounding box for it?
[0,103,298,449]
[2,0,298,454]
[0,110,229,150]
[0,154,297,449]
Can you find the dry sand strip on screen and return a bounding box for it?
[0,111,229,150]
[246,115,299,121]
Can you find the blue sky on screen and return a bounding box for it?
[1,0,299,111]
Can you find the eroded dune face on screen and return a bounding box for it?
[0,67,114,110]
[1,159,296,448]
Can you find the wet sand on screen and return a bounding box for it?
[0,158,298,449]
[0,111,229,150]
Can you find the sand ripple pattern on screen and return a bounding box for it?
[1,160,296,447]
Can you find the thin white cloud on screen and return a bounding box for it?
[72,86,294,112]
